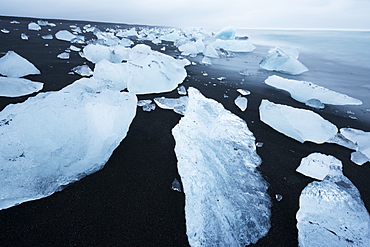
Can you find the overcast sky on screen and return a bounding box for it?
[2,0,370,30]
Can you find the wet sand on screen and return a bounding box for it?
[0,16,369,246]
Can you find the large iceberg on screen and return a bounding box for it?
[0,77,43,97]
[264,75,362,106]
[259,99,338,143]
[296,153,342,180]
[259,47,308,75]
[172,87,271,246]
[297,157,370,246]
[0,51,41,78]
[0,77,137,210]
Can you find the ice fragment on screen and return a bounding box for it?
[28,22,41,31]
[0,77,43,97]
[0,51,40,78]
[71,65,93,77]
[234,95,248,111]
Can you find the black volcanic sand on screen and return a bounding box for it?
[0,16,369,247]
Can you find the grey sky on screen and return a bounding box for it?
[2,0,370,30]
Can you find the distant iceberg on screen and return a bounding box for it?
[297,158,370,246]
[172,87,271,246]
[260,47,308,75]
[259,99,338,143]
[0,51,40,78]
[214,26,236,40]
[0,77,43,97]
[0,77,137,210]
[264,75,362,106]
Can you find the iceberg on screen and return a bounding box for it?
[0,77,137,210]
[259,47,308,75]
[0,51,41,78]
[296,153,342,180]
[178,42,199,56]
[268,47,299,59]
[297,159,370,246]
[234,95,248,111]
[154,96,188,115]
[172,87,271,246]
[212,39,256,53]
[28,22,41,31]
[71,65,93,77]
[259,99,338,144]
[203,44,219,58]
[0,77,43,97]
[340,128,370,165]
[264,75,362,106]
[214,26,236,40]
[55,30,76,42]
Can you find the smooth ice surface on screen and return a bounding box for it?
[28,22,41,31]
[296,153,342,180]
[340,128,370,165]
[215,26,236,40]
[259,47,308,75]
[259,99,338,144]
[234,95,248,111]
[203,44,219,58]
[264,75,362,106]
[93,59,127,90]
[0,77,43,97]
[72,65,93,77]
[212,39,255,52]
[55,30,76,42]
[297,160,370,246]
[0,51,41,78]
[237,89,250,96]
[0,77,137,210]
[154,96,188,115]
[172,87,271,247]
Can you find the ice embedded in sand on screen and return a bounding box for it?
[259,99,338,144]
[297,159,370,246]
[172,87,271,246]
[203,44,219,58]
[260,47,308,75]
[55,30,76,42]
[154,96,188,115]
[0,77,137,210]
[57,52,70,60]
[264,75,362,106]
[28,22,41,31]
[20,33,29,40]
[0,77,43,97]
[234,95,248,111]
[340,128,370,165]
[296,153,342,180]
[41,34,53,40]
[0,51,40,78]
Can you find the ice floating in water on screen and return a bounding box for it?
[340,128,370,165]
[177,85,187,95]
[234,95,248,111]
[21,33,29,40]
[72,65,93,77]
[172,87,271,246]
[296,153,342,180]
[137,99,156,112]
[264,75,362,106]
[214,26,236,40]
[212,39,255,52]
[0,51,40,78]
[28,22,41,31]
[0,77,43,97]
[41,34,53,40]
[154,96,188,115]
[237,89,250,96]
[297,159,370,246]
[55,30,76,42]
[57,52,70,60]
[259,99,338,144]
[260,47,308,75]
[0,77,137,210]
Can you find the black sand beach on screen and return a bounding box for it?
[0,16,369,246]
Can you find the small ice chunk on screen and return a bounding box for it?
[237,89,250,96]
[71,65,93,77]
[217,77,226,81]
[265,75,362,106]
[351,151,370,166]
[154,96,188,115]
[171,178,182,192]
[201,56,212,65]
[296,153,342,180]
[41,34,53,40]
[234,95,248,111]
[119,37,133,47]
[212,39,256,52]
[69,45,81,52]
[0,51,40,78]
[0,77,43,97]
[214,26,236,40]
[203,44,219,58]
[259,99,338,144]
[21,33,29,40]
[177,85,187,95]
[28,22,41,31]
[37,20,56,27]
[10,20,20,24]
[137,99,152,107]
[137,100,155,112]
[297,161,370,246]
[260,48,308,75]
[340,128,370,165]
[256,142,264,148]
[57,52,70,60]
[1,29,10,34]
[305,99,325,109]
[160,46,166,51]
[275,194,283,202]
[55,30,76,42]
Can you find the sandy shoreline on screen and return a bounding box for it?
[0,15,369,246]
